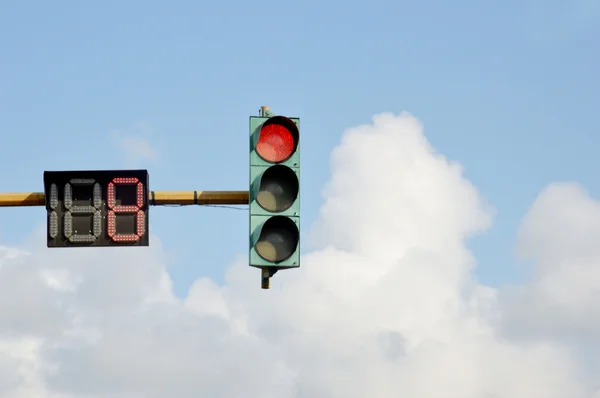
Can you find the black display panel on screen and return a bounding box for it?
[43,170,150,248]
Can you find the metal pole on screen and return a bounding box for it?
[261,268,270,289]
[150,191,248,205]
[0,193,45,207]
[0,191,249,207]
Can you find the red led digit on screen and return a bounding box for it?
[107,177,146,243]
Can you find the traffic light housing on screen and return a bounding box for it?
[249,112,300,287]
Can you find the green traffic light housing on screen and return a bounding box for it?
[249,109,301,289]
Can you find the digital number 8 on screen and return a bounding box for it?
[63,180,102,243]
[107,177,146,242]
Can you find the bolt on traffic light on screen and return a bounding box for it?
[249,112,300,288]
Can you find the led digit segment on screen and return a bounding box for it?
[62,179,102,243]
[48,183,59,239]
[107,177,146,243]
[44,169,150,248]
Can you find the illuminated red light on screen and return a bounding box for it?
[112,234,140,243]
[257,121,298,163]
[108,210,142,242]
[136,210,145,236]
[108,179,144,210]
[136,182,144,208]
[107,183,115,208]
[113,177,139,184]
[107,176,146,242]
[107,211,116,238]
[113,205,139,213]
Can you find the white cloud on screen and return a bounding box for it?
[0,112,598,397]
[110,124,159,165]
[502,183,600,346]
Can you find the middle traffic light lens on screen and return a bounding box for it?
[257,165,299,213]
[255,216,299,263]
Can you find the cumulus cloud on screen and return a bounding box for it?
[0,112,598,397]
[502,183,600,346]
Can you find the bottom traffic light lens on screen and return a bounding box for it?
[255,216,299,263]
[257,165,299,213]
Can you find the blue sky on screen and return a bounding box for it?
[1,0,598,297]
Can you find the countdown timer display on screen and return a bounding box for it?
[43,170,150,248]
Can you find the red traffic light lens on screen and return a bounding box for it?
[256,117,299,163]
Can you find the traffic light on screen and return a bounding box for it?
[249,109,300,288]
